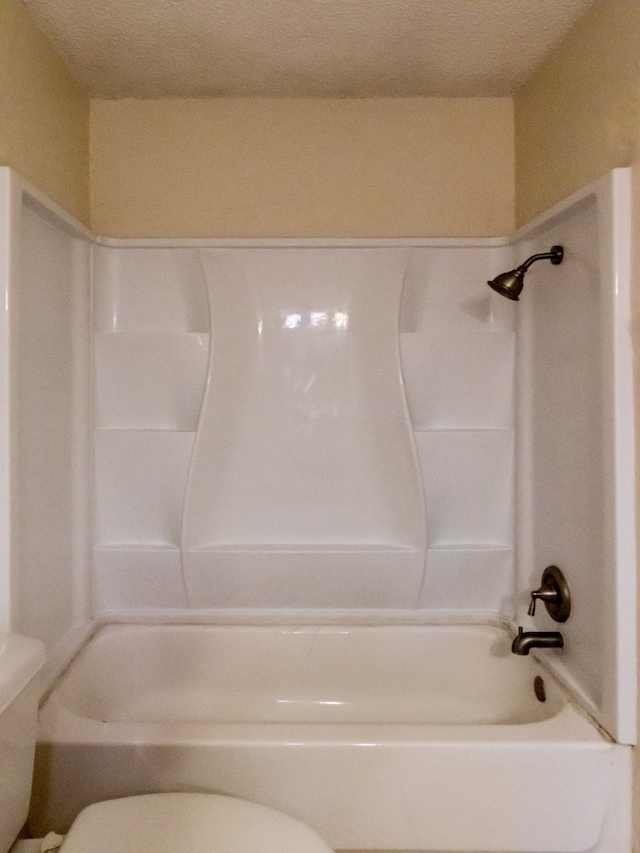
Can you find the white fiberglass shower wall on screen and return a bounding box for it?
[92,240,516,616]
[0,166,634,745]
[513,170,636,743]
[0,170,92,675]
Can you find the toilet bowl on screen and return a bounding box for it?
[58,793,333,853]
[0,634,333,853]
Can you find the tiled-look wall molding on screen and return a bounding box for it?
[92,241,516,618]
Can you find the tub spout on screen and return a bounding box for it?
[511,627,564,656]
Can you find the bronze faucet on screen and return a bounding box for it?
[511,626,564,656]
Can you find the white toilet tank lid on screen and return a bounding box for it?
[58,793,334,853]
[0,634,45,715]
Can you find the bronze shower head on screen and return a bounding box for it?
[488,245,564,301]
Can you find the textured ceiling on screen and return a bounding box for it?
[23,0,597,98]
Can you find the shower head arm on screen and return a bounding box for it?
[518,245,564,273]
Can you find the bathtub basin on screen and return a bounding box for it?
[30,624,628,852]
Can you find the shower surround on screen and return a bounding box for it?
[93,242,516,616]
[0,166,635,851]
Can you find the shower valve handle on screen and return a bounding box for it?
[527,587,559,617]
[527,566,571,622]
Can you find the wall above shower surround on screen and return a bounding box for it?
[89,98,515,238]
[92,240,517,618]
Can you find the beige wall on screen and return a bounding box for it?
[634,149,640,853]
[90,97,514,238]
[514,0,640,226]
[0,0,90,224]
[515,0,640,847]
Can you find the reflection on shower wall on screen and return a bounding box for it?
[92,243,516,617]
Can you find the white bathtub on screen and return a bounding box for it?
[30,624,629,852]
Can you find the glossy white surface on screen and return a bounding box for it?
[182,248,425,607]
[33,623,624,853]
[95,333,209,430]
[95,431,194,548]
[0,634,45,853]
[93,548,187,611]
[0,634,45,715]
[92,242,518,617]
[0,172,93,668]
[399,246,517,609]
[13,203,91,650]
[514,170,636,744]
[59,794,333,853]
[49,624,562,724]
[399,245,516,335]
[420,546,514,611]
[0,172,10,634]
[184,548,425,610]
[93,247,208,333]
[416,430,514,547]
[92,246,209,610]
[400,329,515,430]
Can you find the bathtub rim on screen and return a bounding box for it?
[37,620,611,746]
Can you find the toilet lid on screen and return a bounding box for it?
[59,793,333,853]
